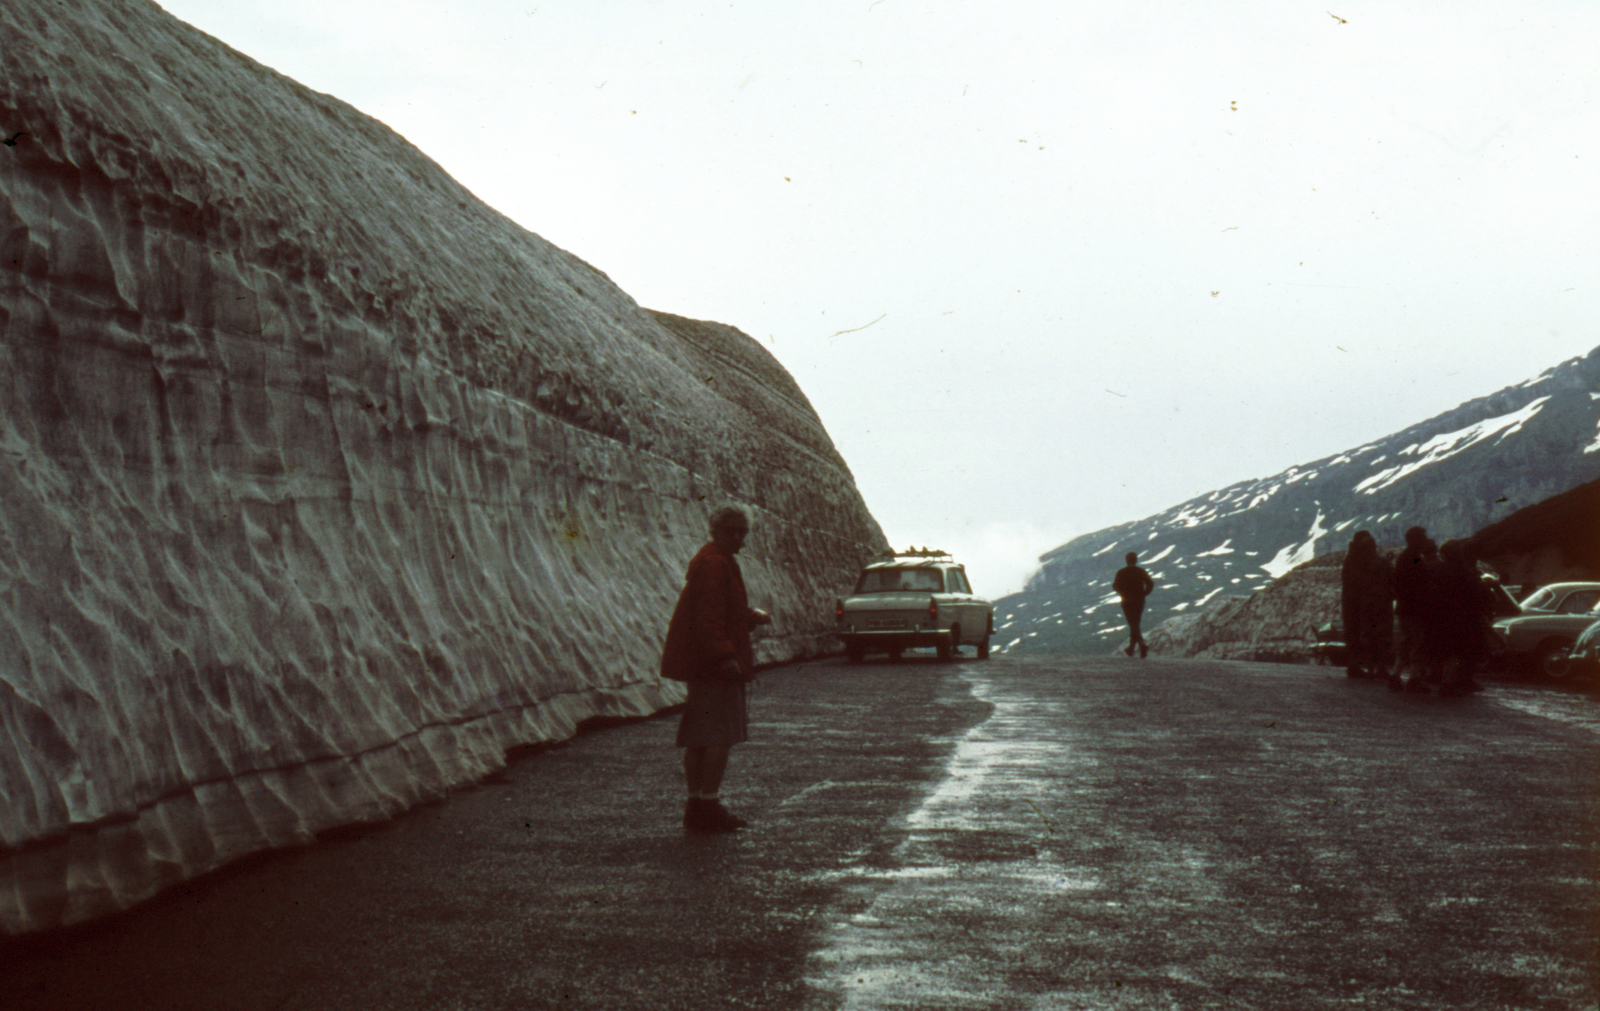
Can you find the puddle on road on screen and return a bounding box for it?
[802,670,1598,1010]
[802,669,1114,1009]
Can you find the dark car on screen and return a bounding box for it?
[1309,621,1348,667]
[1563,617,1600,681]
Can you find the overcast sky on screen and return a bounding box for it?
[157,0,1598,595]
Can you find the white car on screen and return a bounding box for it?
[835,554,993,662]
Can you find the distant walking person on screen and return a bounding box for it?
[1113,552,1155,658]
[660,506,772,832]
[1340,531,1378,677]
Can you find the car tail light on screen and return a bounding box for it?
[928,596,938,622]
[835,599,844,622]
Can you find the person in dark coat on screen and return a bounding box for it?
[660,506,772,832]
[1340,531,1377,677]
[1417,538,1446,683]
[1389,526,1434,693]
[1113,552,1156,658]
[1431,540,1492,696]
[1358,544,1395,677]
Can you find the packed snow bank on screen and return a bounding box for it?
[0,1,885,933]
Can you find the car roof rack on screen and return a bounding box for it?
[880,546,953,561]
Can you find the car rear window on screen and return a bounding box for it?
[857,567,945,592]
[1521,587,1556,611]
[1560,591,1600,614]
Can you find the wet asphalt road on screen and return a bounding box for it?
[2,655,1596,1010]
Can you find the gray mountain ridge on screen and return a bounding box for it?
[996,344,1600,656]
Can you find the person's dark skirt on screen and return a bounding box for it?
[675,680,749,748]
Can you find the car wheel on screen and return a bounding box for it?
[1535,637,1575,680]
[937,625,957,661]
[846,644,864,664]
[1567,657,1600,682]
[977,636,990,659]
[888,648,903,662]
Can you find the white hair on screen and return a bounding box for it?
[709,505,749,532]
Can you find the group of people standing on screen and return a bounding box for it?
[1340,525,1496,697]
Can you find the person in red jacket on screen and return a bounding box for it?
[660,506,772,832]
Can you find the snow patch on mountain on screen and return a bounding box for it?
[1245,484,1282,510]
[1261,511,1330,579]
[1355,397,1551,495]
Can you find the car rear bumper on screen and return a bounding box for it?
[837,630,948,652]
[1309,641,1348,661]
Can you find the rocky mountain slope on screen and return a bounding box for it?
[0,2,885,933]
[1146,477,1600,664]
[995,346,1600,656]
[1141,553,1344,664]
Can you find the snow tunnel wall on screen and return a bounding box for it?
[0,1,887,933]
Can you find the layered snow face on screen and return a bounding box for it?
[0,2,885,934]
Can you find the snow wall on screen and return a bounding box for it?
[0,1,887,933]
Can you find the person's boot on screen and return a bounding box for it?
[1440,675,1485,697]
[702,800,747,832]
[683,797,712,831]
[1139,643,1149,658]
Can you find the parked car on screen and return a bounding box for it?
[1563,617,1600,681]
[1489,582,1600,680]
[836,553,993,662]
[1309,621,1348,667]
[1484,575,1524,619]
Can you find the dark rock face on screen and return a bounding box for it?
[1466,477,1600,587]
[0,2,885,933]
[1142,554,1344,664]
[995,347,1600,656]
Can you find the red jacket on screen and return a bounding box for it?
[660,542,759,682]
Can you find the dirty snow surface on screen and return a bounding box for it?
[0,1,884,933]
